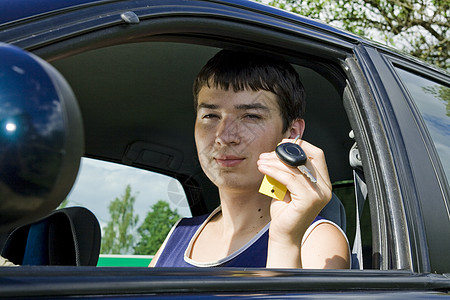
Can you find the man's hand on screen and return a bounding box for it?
[258,138,348,268]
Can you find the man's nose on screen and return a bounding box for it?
[215,117,240,145]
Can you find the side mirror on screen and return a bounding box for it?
[0,43,84,232]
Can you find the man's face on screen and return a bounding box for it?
[195,87,287,192]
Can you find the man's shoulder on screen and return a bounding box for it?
[177,213,210,227]
[0,255,16,267]
[178,207,220,228]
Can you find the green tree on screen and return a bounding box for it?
[101,184,139,254]
[260,0,449,69]
[134,200,181,255]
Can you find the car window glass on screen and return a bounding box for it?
[394,67,450,186]
[65,157,191,265]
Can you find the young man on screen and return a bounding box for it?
[150,50,350,268]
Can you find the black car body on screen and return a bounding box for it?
[0,0,449,298]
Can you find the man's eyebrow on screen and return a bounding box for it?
[235,103,270,111]
[197,102,271,111]
[197,103,219,109]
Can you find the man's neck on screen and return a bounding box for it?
[217,188,272,235]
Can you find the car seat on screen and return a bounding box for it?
[1,206,100,266]
[318,193,346,233]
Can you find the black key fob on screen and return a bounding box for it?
[275,142,307,167]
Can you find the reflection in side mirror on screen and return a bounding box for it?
[0,43,84,232]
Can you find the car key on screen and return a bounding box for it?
[275,136,317,183]
[258,136,316,200]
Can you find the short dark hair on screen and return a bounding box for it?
[193,50,306,132]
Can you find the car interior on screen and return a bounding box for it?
[1,39,373,268]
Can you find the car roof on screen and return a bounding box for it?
[0,0,358,39]
[0,0,100,24]
[2,0,440,72]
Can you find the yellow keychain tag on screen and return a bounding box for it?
[258,140,290,200]
[258,175,287,200]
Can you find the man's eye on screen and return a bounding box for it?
[202,114,219,119]
[244,114,262,120]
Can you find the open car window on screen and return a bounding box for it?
[50,40,365,268]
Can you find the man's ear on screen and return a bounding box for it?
[287,119,305,139]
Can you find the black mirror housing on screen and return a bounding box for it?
[0,43,83,232]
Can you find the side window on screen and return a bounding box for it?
[394,67,450,186]
[66,158,191,266]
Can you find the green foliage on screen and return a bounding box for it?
[260,0,449,70]
[101,184,139,254]
[58,199,69,209]
[134,200,181,255]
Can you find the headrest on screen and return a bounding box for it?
[1,207,100,266]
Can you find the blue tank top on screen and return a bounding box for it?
[155,208,322,268]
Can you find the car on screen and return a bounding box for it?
[0,0,449,298]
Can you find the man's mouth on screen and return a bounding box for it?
[214,156,245,167]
